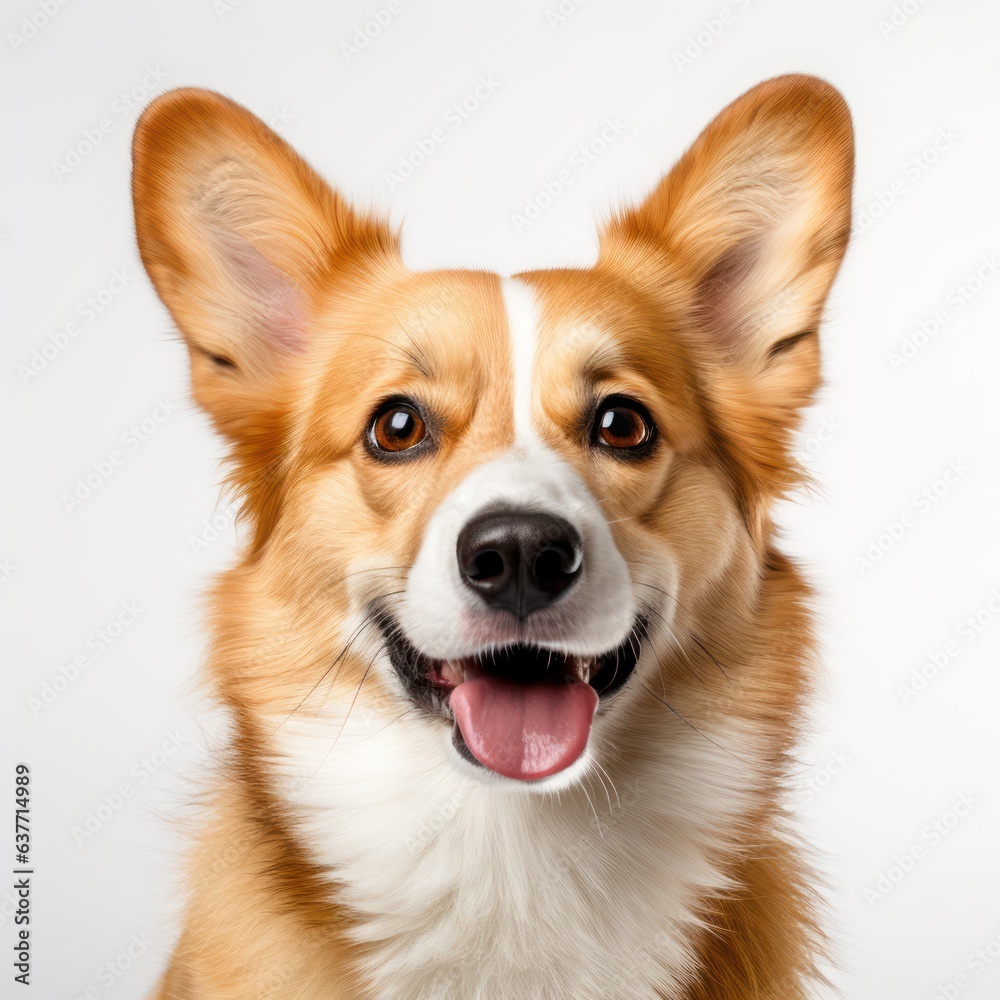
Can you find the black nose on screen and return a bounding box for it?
[457,510,583,618]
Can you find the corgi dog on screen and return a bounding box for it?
[133,73,853,999]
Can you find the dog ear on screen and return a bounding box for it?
[132,88,397,441]
[602,74,853,504]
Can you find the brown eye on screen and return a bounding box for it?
[594,398,655,452]
[370,402,427,453]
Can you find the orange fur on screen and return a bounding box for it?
[134,75,853,999]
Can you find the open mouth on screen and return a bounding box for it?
[381,616,646,782]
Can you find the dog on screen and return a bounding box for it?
[132,73,853,999]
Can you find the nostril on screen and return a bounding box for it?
[470,549,505,581]
[533,547,577,591]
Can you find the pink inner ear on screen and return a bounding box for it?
[695,237,762,350]
[210,224,307,354]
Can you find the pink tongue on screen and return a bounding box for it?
[450,675,598,781]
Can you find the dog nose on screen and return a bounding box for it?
[456,510,583,617]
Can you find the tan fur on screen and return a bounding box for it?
[134,75,853,998]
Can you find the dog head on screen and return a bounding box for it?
[133,76,852,790]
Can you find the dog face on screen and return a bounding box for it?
[133,77,852,791]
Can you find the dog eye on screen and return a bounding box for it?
[593,397,655,452]
[370,402,427,453]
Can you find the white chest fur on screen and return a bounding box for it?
[272,692,757,1000]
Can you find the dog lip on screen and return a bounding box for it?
[427,652,594,692]
[379,612,647,713]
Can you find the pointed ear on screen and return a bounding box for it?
[602,74,853,510]
[603,72,853,400]
[132,88,397,440]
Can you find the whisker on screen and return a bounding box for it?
[331,647,383,748]
[577,495,612,512]
[351,706,420,748]
[587,766,614,822]
[263,612,381,742]
[391,314,438,377]
[627,620,643,664]
[353,331,429,377]
[266,585,413,741]
[608,644,620,689]
[638,600,716,691]
[590,757,621,815]
[579,779,603,838]
[306,643,385,783]
[635,582,735,689]
[314,590,409,708]
[341,564,412,579]
[640,680,750,764]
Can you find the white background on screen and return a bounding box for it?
[3,1,999,997]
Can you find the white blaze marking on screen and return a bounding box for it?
[502,276,542,444]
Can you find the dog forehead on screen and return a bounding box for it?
[337,267,630,384]
[509,271,609,374]
[511,268,707,454]
[386,269,508,353]
[518,267,663,358]
[299,268,517,454]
